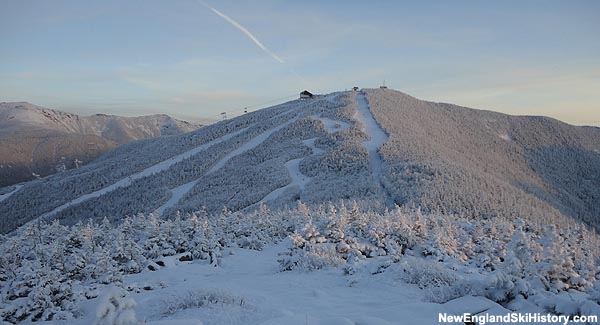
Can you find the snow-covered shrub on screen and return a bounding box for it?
[424,283,476,304]
[279,229,345,272]
[399,256,458,290]
[399,256,474,303]
[95,287,136,325]
[482,270,528,303]
[295,243,346,271]
[343,248,366,275]
[534,225,582,293]
[0,240,77,322]
[160,288,246,316]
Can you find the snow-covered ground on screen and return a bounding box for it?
[353,92,393,207]
[73,243,512,325]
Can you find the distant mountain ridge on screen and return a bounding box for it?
[1,90,599,234]
[0,102,201,187]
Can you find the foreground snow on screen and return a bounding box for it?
[4,204,598,324]
[72,243,510,325]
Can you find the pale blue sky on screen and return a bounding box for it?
[1,0,599,125]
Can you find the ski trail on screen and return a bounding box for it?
[312,115,351,134]
[251,113,352,208]
[156,116,301,215]
[32,128,249,222]
[0,184,23,203]
[302,137,324,155]
[354,92,394,208]
[207,117,299,174]
[253,158,307,206]
[155,181,198,216]
[247,138,319,209]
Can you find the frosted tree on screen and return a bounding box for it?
[483,227,533,303]
[535,225,577,292]
[325,203,346,243]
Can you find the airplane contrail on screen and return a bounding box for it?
[199,1,285,64]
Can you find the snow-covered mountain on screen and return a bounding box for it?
[1,90,598,234]
[1,89,600,324]
[0,102,200,187]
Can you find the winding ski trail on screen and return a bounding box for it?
[252,114,349,208]
[354,92,394,208]
[156,116,301,215]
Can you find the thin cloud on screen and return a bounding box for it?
[199,1,285,64]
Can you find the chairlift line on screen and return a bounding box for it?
[207,93,299,119]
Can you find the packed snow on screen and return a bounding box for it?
[353,92,393,208]
[155,182,199,216]
[499,133,512,141]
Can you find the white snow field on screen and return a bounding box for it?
[72,243,513,325]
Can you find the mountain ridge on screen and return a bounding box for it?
[0,102,201,187]
[1,90,598,234]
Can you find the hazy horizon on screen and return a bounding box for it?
[1,0,599,126]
